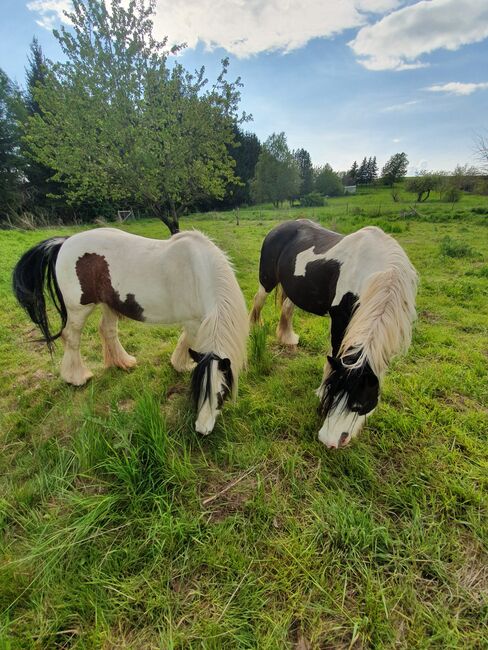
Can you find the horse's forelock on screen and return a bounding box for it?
[190,353,233,410]
[319,356,376,417]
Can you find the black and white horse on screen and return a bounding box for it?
[13,228,248,435]
[250,220,418,449]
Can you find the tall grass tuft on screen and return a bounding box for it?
[250,323,272,375]
[439,236,475,258]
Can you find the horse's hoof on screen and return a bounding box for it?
[63,368,93,386]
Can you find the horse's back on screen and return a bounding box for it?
[259,220,342,289]
[55,227,222,324]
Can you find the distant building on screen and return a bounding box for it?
[344,185,357,194]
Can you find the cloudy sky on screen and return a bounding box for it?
[2,0,488,172]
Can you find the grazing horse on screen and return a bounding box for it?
[13,228,248,435]
[250,220,418,449]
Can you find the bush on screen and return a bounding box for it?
[439,236,474,258]
[300,192,324,207]
[443,187,461,203]
[471,206,488,215]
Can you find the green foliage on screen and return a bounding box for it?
[250,323,272,374]
[300,191,324,207]
[314,164,343,196]
[444,186,461,204]
[471,206,488,215]
[0,69,26,220]
[381,152,409,186]
[294,148,314,197]
[24,0,245,233]
[251,132,300,207]
[405,172,435,202]
[221,128,261,208]
[439,236,475,258]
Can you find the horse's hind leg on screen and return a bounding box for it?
[60,304,95,386]
[171,326,197,372]
[250,283,270,325]
[277,296,299,346]
[99,305,137,370]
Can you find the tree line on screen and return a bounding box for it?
[1,0,486,233]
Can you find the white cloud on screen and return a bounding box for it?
[425,81,488,96]
[381,100,420,112]
[27,1,402,57]
[27,0,488,69]
[350,0,488,71]
[27,0,72,29]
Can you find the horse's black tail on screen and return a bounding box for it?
[12,236,69,352]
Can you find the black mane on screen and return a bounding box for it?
[190,352,233,409]
[319,353,379,417]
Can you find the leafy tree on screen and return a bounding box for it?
[405,170,435,202]
[23,38,64,214]
[0,69,26,221]
[294,148,314,197]
[314,164,343,197]
[381,152,409,186]
[251,132,300,207]
[25,0,245,233]
[223,128,261,207]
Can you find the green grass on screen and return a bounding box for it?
[0,198,487,648]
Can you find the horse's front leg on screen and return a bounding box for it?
[316,356,333,400]
[171,325,197,372]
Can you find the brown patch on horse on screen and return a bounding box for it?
[75,253,145,321]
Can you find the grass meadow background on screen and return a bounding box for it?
[0,188,487,648]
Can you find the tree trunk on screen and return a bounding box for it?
[153,203,180,235]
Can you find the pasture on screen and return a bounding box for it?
[0,198,487,648]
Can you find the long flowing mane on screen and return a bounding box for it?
[173,231,248,396]
[339,228,418,377]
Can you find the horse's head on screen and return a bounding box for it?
[189,349,233,435]
[318,353,379,449]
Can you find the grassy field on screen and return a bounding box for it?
[0,191,487,648]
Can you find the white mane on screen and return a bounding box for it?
[174,231,248,396]
[339,228,418,377]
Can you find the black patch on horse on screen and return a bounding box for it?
[319,352,379,417]
[189,350,233,410]
[329,292,359,356]
[257,219,344,315]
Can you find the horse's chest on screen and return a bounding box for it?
[281,257,341,316]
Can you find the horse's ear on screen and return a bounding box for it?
[189,348,203,363]
[327,355,341,371]
[218,357,231,372]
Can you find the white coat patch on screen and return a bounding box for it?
[294,247,329,277]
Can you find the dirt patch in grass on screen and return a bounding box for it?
[455,537,488,604]
[117,398,135,412]
[203,472,258,523]
[419,309,442,323]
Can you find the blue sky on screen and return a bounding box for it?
[2,0,488,173]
